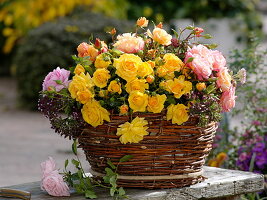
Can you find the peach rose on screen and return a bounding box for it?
[220,86,236,112]
[184,44,214,80]
[77,42,98,61]
[212,50,226,72]
[147,27,172,46]
[216,67,232,92]
[136,17,149,27]
[113,33,145,53]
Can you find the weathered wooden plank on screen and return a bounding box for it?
[2,167,264,200]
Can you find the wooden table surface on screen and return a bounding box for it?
[1,167,264,200]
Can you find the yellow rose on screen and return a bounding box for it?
[68,73,94,104]
[116,117,149,144]
[147,27,172,46]
[81,99,110,127]
[93,68,111,88]
[74,64,85,75]
[157,66,168,77]
[95,54,111,68]
[119,104,129,115]
[147,94,167,113]
[99,90,108,98]
[125,78,148,93]
[196,82,206,91]
[136,17,149,28]
[165,75,192,98]
[113,54,142,81]
[147,60,156,68]
[137,62,154,78]
[146,75,155,83]
[163,53,184,73]
[128,91,148,112]
[167,104,189,125]
[108,80,122,94]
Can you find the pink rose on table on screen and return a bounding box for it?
[41,157,56,178]
[42,67,70,92]
[41,170,70,197]
[184,45,214,80]
[220,85,236,112]
[41,157,70,197]
[113,33,145,53]
[212,50,226,72]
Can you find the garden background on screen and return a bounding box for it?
[0,0,266,198]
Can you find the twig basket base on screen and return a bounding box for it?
[78,112,218,189]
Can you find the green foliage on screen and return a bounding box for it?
[13,9,132,109]
[64,139,131,199]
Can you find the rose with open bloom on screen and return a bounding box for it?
[220,85,236,112]
[212,50,226,72]
[116,117,149,144]
[165,75,192,98]
[92,68,111,88]
[81,99,110,127]
[113,33,145,53]
[136,17,149,28]
[128,91,148,112]
[147,94,167,113]
[216,67,232,92]
[147,27,172,46]
[167,104,189,125]
[184,44,214,80]
[41,157,70,197]
[108,80,122,94]
[77,42,98,61]
[125,78,148,93]
[42,67,70,92]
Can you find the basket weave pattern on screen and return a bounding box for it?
[78,112,217,189]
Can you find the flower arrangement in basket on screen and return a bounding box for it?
[39,17,246,197]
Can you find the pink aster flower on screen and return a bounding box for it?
[42,67,70,92]
[113,33,145,53]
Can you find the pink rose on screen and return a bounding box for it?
[41,157,56,178]
[216,67,232,92]
[41,170,70,197]
[194,27,204,37]
[184,44,214,80]
[212,50,226,71]
[41,157,70,197]
[113,33,145,53]
[42,67,70,92]
[220,86,236,112]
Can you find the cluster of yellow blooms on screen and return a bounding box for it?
[0,0,112,53]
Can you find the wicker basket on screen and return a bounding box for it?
[78,112,218,189]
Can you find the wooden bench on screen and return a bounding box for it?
[1,166,264,200]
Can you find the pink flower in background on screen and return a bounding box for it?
[113,33,145,53]
[212,50,226,71]
[42,67,70,92]
[220,86,236,112]
[194,27,204,37]
[41,157,70,197]
[184,44,214,80]
[216,67,232,92]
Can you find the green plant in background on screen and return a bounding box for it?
[13,10,132,110]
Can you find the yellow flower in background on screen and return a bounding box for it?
[208,152,228,167]
[125,78,148,93]
[167,104,189,125]
[128,91,148,112]
[95,54,111,68]
[147,27,172,46]
[137,62,154,78]
[114,54,142,81]
[69,72,94,104]
[74,64,85,75]
[82,99,110,127]
[93,68,111,88]
[119,104,129,115]
[165,75,192,98]
[108,80,122,94]
[136,17,149,28]
[116,117,149,144]
[147,94,167,113]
